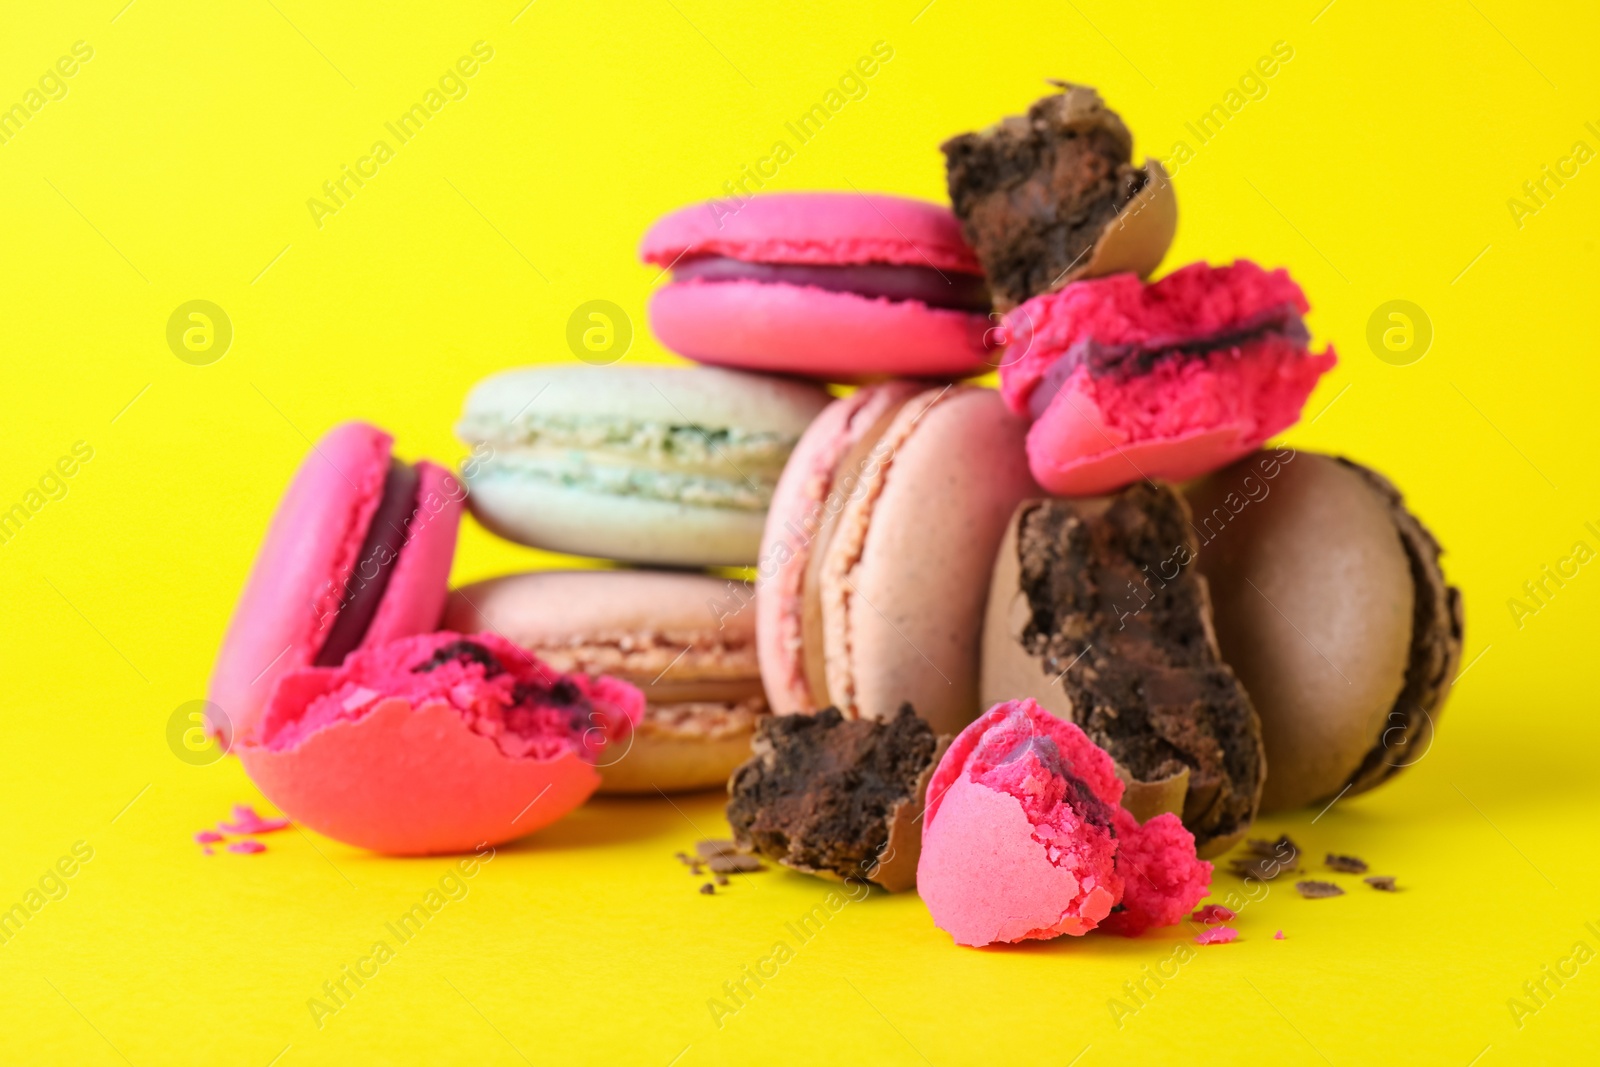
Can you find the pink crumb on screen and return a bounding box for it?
[1195,926,1238,945]
[217,804,292,835]
[194,830,225,844]
[1192,904,1236,924]
[202,848,214,856]
[227,840,267,854]
[1275,930,1286,940]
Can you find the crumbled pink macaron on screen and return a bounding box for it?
[1275,930,1286,940]
[918,699,1211,947]
[194,830,225,845]
[239,632,643,855]
[228,840,267,855]
[1196,926,1238,945]
[217,804,291,835]
[1191,903,1237,924]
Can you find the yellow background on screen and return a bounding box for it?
[3,0,1597,1062]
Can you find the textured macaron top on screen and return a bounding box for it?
[640,192,983,274]
[999,260,1311,413]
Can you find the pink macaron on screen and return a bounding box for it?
[209,422,463,744]
[999,260,1337,496]
[640,192,994,381]
[917,699,1211,947]
[239,632,644,854]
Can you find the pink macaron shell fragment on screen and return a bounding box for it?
[1019,333,1336,496]
[239,632,644,855]
[640,192,983,274]
[1192,903,1237,924]
[1275,930,1286,940]
[208,422,392,742]
[1099,808,1213,937]
[216,804,292,835]
[1195,926,1238,945]
[648,280,992,381]
[919,700,1127,946]
[228,840,267,855]
[194,830,225,845]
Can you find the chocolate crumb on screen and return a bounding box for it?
[1365,876,1399,892]
[1295,880,1345,899]
[715,874,729,886]
[674,851,691,864]
[708,853,763,874]
[1244,834,1302,859]
[696,839,740,860]
[699,883,715,895]
[1326,853,1368,874]
[689,863,703,876]
[1230,834,1301,881]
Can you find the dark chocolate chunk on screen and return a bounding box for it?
[942,83,1146,309]
[1295,880,1345,899]
[1013,486,1265,853]
[1325,852,1369,874]
[726,704,940,885]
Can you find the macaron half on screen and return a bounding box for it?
[456,365,831,567]
[999,260,1337,496]
[209,421,463,743]
[756,382,1041,736]
[1186,450,1464,811]
[443,569,766,794]
[641,193,994,381]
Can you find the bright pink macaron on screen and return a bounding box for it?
[239,632,643,854]
[209,422,463,744]
[999,260,1337,496]
[640,192,994,381]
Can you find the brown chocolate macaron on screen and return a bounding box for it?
[726,704,949,892]
[442,570,767,794]
[941,82,1176,311]
[980,484,1265,857]
[1186,450,1464,812]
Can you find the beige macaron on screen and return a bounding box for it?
[442,570,766,793]
[1185,449,1464,812]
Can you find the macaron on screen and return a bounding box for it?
[640,193,993,381]
[917,699,1210,947]
[1186,450,1464,812]
[755,382,1041,736]
[456,365,831,567]
[209,421,463,743]
[726,704,949,892]
[999,260,1338,496]
[980,484,1265,857]
[238,632,644,854]
[442,569,766,794]
[942,82,1177,311]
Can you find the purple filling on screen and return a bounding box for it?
[314,460,421,667]
[1025,303,1310,419]
[673,255,991,313]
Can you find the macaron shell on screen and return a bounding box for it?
[465,474,768,567]
[639,191,983,273]
[360,461,462,649]
[1187,453,1414,811]
[757,381,927,716]
[208,422,391,742]
[823,387,1041,735]
[649,280,992,381]
[238,697,600,855]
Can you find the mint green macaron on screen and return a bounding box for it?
[456,365,832,567]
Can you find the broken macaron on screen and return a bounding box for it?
[238,632,643,855]
[917,699,1210,947]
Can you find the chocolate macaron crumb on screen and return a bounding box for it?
[1230,835,1300,881]
[726,704,945,891]
[942,83,1152,309]
[1326,852,1369,874]
[715,874,729,887]
[699,883,715,895]
[707,853,763,874]
[1336,459,1465,797]
[1295,880,1345,899]
[696,839,741,860]
[1012,486,1265,855]
[1365,875,1399,892]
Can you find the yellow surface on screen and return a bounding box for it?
[2,1,1597,1062]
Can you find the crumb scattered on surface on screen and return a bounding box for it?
[699,883,715,895]
[1274,929,1285,940]
[1230,834,1300,881]
[228,840,266,855]
[1326,853,1368,873]
[1295,880,1344,899]
[1192,904,1236,924]
[195,830,224,844]
[708,853,763,874]
[696,839,740,859]
[1195,926,1238,945]
[1365,876,1398,892]
[715,874,729,886]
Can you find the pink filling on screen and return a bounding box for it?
[1101,807,1212,937]
[255,632,643,763]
